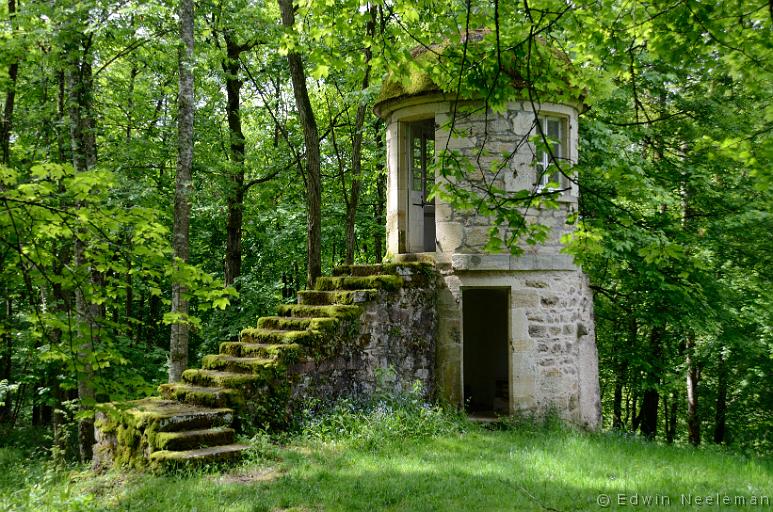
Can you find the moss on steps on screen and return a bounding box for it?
[201,355,280,375]
[182,368,272,388]
[158,383,242,408]
[315,275,403,291]
[257,316,340,332]
[332,262,435,277]
[239,327,330,348]
[149,443,250,466]
[155,427,235,451]
[219,341,301,362]
[276,303,362,319]
[297,289,378,306]
[93,398,236,469]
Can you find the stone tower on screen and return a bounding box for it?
[374,42,601,428]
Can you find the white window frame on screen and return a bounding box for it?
[536,115,566,191]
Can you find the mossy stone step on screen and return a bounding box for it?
[182,368,270,388]
[98,398,234,433]
[219,341,302,362]
[332,262,434,277]
[315,275,403,291]
[276,304,361,319]
[158,383,242,408]
[149,443,250,466]
[257,316,339,332]
[201,354,279,375]
[297,289,378,306]
[155,426,235,451]
[239,327,321,346]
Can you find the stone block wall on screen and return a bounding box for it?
[434,101,580,263]
[288,273,437,406]
[436,268,601,429]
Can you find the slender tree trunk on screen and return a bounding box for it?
[65,30,98,462]
[344,8,375,264]
[686,335,701,445]
[612,359,627,430]
[713,349,727,444]
[639,326,663,440]
[666,390,678,443]
[168,0,194,383]
[278,0,321,287]
[1,0,19,165]
[373,122,385,262]
[223,35,246,288]
[0,287,11,423]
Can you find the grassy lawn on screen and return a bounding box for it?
[1,421,770,512]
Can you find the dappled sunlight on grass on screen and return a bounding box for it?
[1,424,770,511]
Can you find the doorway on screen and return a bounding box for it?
[463,288,510,415]
[407,119,435,252]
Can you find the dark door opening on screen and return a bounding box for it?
[463,288,509,415]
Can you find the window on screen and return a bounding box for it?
[536,116,565,190]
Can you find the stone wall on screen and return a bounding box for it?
[436,268,600,429]
[288,271,437,406]
[434,101,580,263]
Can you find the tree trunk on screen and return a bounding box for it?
[0,0,18,165]
[686,335,701,445]
[168,0,194,383]
[373,121,385,263]
[223,35,246,288]
[65,30,98,462]
[639,326,663,440]
[278,0,321,287]
[612,359,627,430]
[666,390,678,443]
[344,8,375,265]
[0,287,11,423]
[713,349,727,444]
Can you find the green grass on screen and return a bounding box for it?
[1,420,770,512]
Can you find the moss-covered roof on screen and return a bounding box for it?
[374,31,582,117]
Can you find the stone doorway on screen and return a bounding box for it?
[463,288,510,416]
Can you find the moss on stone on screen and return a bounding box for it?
[94,399,234,469]
[182,368,270,388]
[257,315,340,332]
[157,383,243,408]
[239,327,321,346]
[315,275,403,292]
[276,303,362,320]
[154,427,234,452]
[201,354,280,376]
[219,341,302,363]
[297,289,378,305]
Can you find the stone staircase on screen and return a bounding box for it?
[93,262,432,468]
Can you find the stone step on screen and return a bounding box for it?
[239,327,321,346]
[201,354,279,376]
[99,398,234,433]
[149,443,250,466]
[182,368,269,388]
[332,264,388,276]
[297,289,378,306]
[219,341,302,362]
[276,303,362,319]
[257,316,339,332]
[315,275,402,292]
[155,427,235,452]
[158,383,242,408]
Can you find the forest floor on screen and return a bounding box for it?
[1,419,770,512]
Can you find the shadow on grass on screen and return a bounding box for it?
[109,429,772,512]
